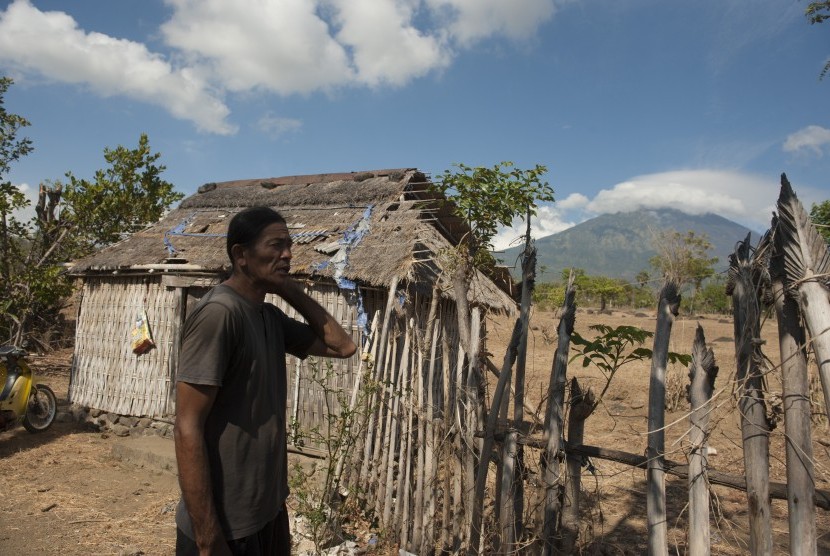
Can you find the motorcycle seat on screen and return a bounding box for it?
[0,345,25,358]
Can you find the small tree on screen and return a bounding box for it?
[0,79,183,345]
[60,133,183,258]
[810,200,830,243]
[432,161,553,350]
[649,229,718,293]
[806,1,830,78]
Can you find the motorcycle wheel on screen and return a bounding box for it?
[23,384,57,433]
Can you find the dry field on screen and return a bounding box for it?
[1,307,829,555]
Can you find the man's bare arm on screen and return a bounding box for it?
[277,279,357,358]
[174,382,231,556]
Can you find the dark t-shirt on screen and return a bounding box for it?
[175,284,316,540]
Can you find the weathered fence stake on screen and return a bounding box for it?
[541,273,576,554]
[647,280,680,556]
[775,174,830,421]
[729,235,772,556]
[688,324,718,556]
[771,219,818,556]
[468,318,522,555]
[561,377,595,553]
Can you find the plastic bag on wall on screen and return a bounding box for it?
[131,310,156,355]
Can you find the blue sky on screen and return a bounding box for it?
[1,0,828,250]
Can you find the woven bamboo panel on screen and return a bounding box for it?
[70,277,180,418]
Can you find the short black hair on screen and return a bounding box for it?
[226,206,287,264]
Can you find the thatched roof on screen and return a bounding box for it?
[70,169,517,313]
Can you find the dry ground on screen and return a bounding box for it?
[1,308,829,554]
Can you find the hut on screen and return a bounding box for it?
[68,169,515,433]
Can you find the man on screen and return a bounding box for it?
[174,206,357,555]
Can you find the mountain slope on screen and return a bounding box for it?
[499,208,757,282]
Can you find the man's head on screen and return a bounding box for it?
[227,207,288,269]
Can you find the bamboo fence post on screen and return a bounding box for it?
[361,277,400,490]
[688,324,718,556]
[467,318,522,554]
[771,220,818,556]
[775,174,830,420]
[382,322,411,527]
[373,320,401,519]
[647,279,680,556]
[729,235,772,555]
[541,273,576,554]
[398,326,416,547]
[560,377,595,553]
[441,332,454,551]
[422,315,441,554]
[413,293,438,550]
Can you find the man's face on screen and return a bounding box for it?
[237,222,293,291]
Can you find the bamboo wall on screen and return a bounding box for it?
[70,276,182,417]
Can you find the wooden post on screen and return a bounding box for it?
[440,331,453,551]
[729,235,772,555]
[463,306,483,547]
[688,325,718,556]
[647,280,680,556]
[509,240,537,547]
[775,174,830,420]
[468,318,523,555]
[541,273,576,554]
[771,221,818,556]
[560,378,595,553]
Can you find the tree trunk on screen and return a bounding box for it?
[647,280,680,556]
[688,325,718,556]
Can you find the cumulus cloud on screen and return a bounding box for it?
[257,113,303,138]
[491,204,575,251]
[0,0,234,134]
[586,170,778,230]
[783,125,830,156]
[557,192,589,210]
[426,0,558,46]
[0,0,558,133]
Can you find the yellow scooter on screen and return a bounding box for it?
[0,346,57,433]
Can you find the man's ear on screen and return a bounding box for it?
[230,243,247,268]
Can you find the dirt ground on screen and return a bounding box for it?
[1,308,829,555]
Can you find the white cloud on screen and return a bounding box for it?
[557,192,589,210]
[783,125,830,156]
[161,0,355,94]
[0,0,558,133]
[257,113,303,138]
[586,170,777,230]
[426,0,557,46]
[328,0,450,86]
[0,0,234,134]
[491,204,574,251]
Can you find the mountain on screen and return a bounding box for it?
[499,208,758,282]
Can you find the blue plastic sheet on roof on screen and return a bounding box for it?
[163,213,227,256]
[313,205,374,336]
